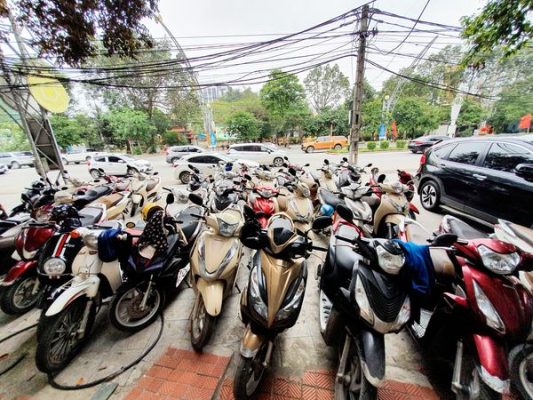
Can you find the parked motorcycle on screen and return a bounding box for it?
[408,215,533,400]
[232,210,330,399]
[187,193,245,350]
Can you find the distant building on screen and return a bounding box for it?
[200,86,228,103]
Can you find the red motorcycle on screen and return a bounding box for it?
[408,215,532,400]
[248,185,279,228]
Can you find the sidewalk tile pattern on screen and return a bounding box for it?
[125,347,230,400]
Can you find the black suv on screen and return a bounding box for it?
[408,135,450,153]
[417,136,533,227]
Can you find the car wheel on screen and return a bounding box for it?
[273,157,284,167]
[420,180,440,211]
[306,146,314,153]
[179,171,191,184]
[127,167,138,176]
[334,144,342,150]
[89,169,101,179]
[170,157,179,164]
[410,149,418,154]
[10,161,20,169]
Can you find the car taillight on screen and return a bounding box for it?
[415,140,424,145]
[420,153,427,166]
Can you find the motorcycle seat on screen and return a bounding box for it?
[320,188,344,208]
[79,207,105,226]
[138,234,180,271]
[326,223,360,289]
[177,206,203,243]
[444,215,488,240]
[96,193,124,209]
[96,220,122,229]
[74,185,113,206]
[145,179,159,192]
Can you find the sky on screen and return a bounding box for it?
[145,0,484,92]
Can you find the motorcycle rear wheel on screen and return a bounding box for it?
[510,344,532,400]
[233,343,268,400]
[190,294,216,351]
[0,275,41,315]
[335,337,377,400]
[109,283,164,333]
[35,297,95,373]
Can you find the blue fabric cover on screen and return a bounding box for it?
[320,204,335,216]
[97,228,123,262]
[393,240,434,297]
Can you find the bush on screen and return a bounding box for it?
[132,147,143,155]
[396,140,406,149]
[379,140,389,150]
[366,141,377,150]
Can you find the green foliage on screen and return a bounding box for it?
[461,0,533,68]
[102,108,155,147]
[49,114,100,149]
[361,98,383,140]
[163,131,187,146]
[393,97,439,139]
[489,77,533,133]
[10,0,158,65]
[226,111,261,140]
[0,121,30,151]
[304,105,349,137]
[366,141,376,151]
[304,64,350,112]
[379,140,390,150]
[396,140,406,149]
[457,98,484,136]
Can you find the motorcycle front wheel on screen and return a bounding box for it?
[456,351,500,400]
[0,275,41,315]
[35,297,96,373]
[109,283,164,333]
[335,337,377,400]
[190,294,216,351]
[510,344,533,400]
[233,342,269,400]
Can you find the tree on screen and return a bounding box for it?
[260,70,308,136]
[0,0,158,65]
[461,0,533,68]
[305,105,350,137]
[0,121,29,151]
[226,111,261,141]
[304,64,350,112]
[456,98,484,136]
[102,108,155,149]
[393,98,439,139]
[489,77,533,133]
[49,114,99,149]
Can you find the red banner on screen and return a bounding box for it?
[391,120,398,138]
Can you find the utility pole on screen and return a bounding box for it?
[349,4,369,165]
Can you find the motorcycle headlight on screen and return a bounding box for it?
[83,232,99,249]
[354,277,374,325]
[249,267,267,319]
[391,182,403,194]
[258,189,273,199]
[43,257,66,276]
[473,280,505,334]
[478,245,520,275]
[376,245,405,275]
[275,277,306,322]
[301,187,310,198]
[218,218,238,237]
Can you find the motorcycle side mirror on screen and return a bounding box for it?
[243,204,255,220]
[336,204,354,221]
[312,216,332,230]
[431,233,458,247]
[288,167,297,176]
[241,236,265,250]
[366,163,372,167]
[189,193,204,206]
[342,157,348,162]
[166,193,175,205]
[284,156,289,160]
[244,174,252,181]
[324,159,330,165]
[282,163,289,168]
[304,163,310,167]
[153,171,159,176]
[377,174,386,183]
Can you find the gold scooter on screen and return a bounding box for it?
[233,211,330,399]
[188,193,245,351]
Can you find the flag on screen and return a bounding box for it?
[391,120,398,138]
[519,113,531,130]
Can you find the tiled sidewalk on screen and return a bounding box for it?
[124,346,441,400]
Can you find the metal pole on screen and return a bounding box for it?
[349,5,369,165]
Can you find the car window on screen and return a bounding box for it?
[318,137,327,142]
[230,146,242,152]
[431,143,455,160]
[93,156,106,162]
[483,143,533,172]
[108,156,121,163]
[447,142,486,164]
[243,145,261,152]
[189,155,218,163]
[260,146,271,152]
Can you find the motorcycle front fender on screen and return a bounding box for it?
[1,260,37,285]
[240,325,265,358]
[45,275,100,317]
[358,327,385,387]
[472,334,509,393]
[197,279,224,316]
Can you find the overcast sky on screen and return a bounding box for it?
[145,0,484,91]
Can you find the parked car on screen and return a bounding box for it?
[0,151,34,169]
[408,135,450,153]
[0,163,7,174]
[227,143,286,166]
[301,135,348,153]
[62,148,101,165]
[88,154,153,177]
[165,145,204,164]
[417,136,533,226]
[174,153,258,184]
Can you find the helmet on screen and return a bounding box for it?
[141,202,163,222]
[50,205,79,223]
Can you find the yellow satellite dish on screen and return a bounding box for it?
[27,73,69,113]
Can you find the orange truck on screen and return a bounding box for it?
[301,135,348,153]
